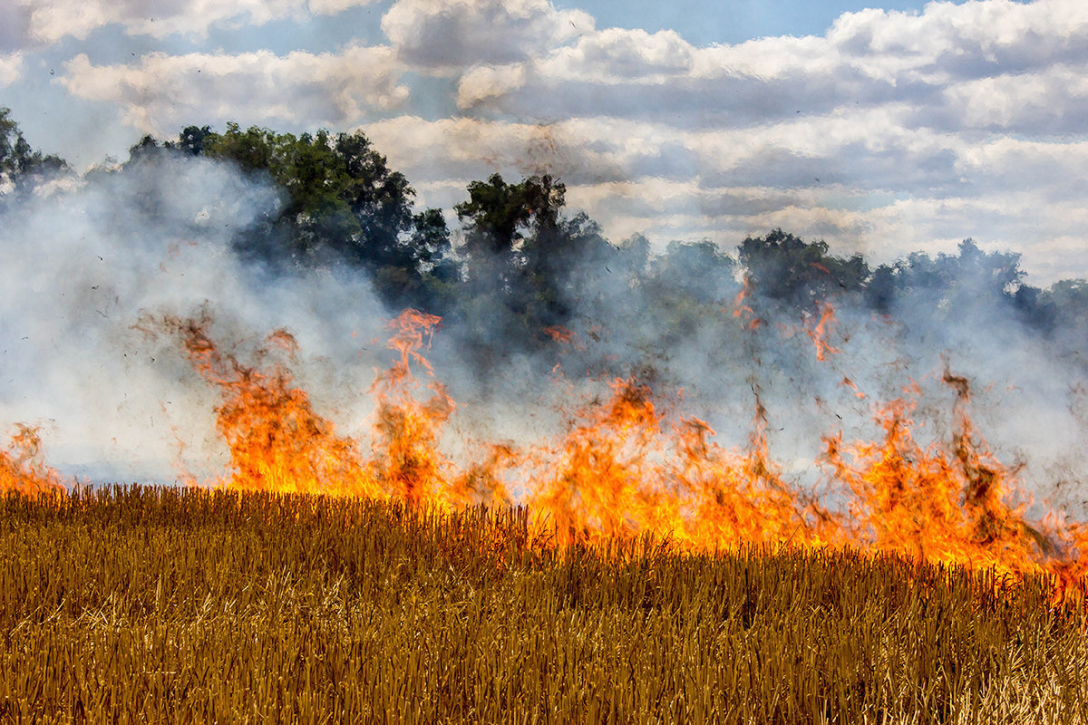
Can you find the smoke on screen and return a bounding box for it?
[2,150,1087,520]
[0,154,393,482]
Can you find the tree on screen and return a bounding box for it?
[454,173,566,286]
[651,240,737,304]
[133,121,457,311]
[739,229,870,309]
[456,173,540,258]
[169,125,213,156]
[864,239,1025,319]
[190,124,426,275]
[1044,279,1088,344]
[333,131,415,269]
[0,107,66,201]
[126,135,167,164]
[410,208,458,279]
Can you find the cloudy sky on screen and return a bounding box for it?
[3,0,1087,284]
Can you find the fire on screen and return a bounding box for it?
[672,403,836,550]
[543,325,575,345]
[155,312,384,498]
[0,424,65,496]
[368,310,465,507]
[529,379,678,547]
[824,373,1088,600]
[136,309,498,507]
[840,376,866,400]
[805,301,841,361]
[526,378,842,551]
[4,306,1086,601]
[732,278,762,330]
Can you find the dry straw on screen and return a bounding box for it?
[1,485,1086,724]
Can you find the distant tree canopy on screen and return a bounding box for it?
[107,120,1088,354]
[127,123,457,310]
[456,173,562,260]
[0,107,66,201]
[453,173,620,333]
[3,108,1087,358]
[739,229,870,309]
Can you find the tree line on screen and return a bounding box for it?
[3,107,1087,356]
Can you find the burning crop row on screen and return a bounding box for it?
[5,305,1087,602]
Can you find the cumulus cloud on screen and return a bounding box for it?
[13,0,379,43]
[367,111,965,195]
[0,53,23,86]
[457,32,917,126]
[60,47,409,135]
[924,61,1088,134]
[357,105,1088,282]
[382,0,594,73]
[827,0,1088,81]
[390,0,1086,281]
[6,0,1088,283]
[454,0,1088,135]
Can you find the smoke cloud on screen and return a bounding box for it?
[1,147,1087,522]
[0,155,393,481]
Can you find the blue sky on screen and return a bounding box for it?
[1,0,1084,284]
[554,0,939,45]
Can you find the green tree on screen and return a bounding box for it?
[0,107,66,200]
[182,123,451,300]
[739,229,869,308]
[650,240,737,304]
[456,173,543,258]
[864,239,1025,319]
[169,125,213,156]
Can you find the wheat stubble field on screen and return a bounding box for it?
[0,485,1085,724]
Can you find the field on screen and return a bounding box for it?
[2,485,1086,724]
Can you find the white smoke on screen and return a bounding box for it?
[0,154,392,483]
[2,150,1086,522]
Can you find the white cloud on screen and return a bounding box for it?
[60,47,409,135]
[10,0,1088,283]
[456,30,901,125]
[454,0,1088,134]
[15,0,378,43]
[549,28,695,82]
[930,61,1088,133]
[457,64,527,107]
[0,52,23,86]
[382,0,594,73]
[356,106,1088,282]
[828,0,1088,80]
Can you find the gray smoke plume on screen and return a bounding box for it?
[2,150,1087,522]
[0,154,393,482]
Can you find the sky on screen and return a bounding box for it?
[3,0,1087,284]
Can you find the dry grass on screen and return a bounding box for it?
[1,485,1086,724]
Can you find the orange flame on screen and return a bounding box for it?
[158,313,383,498]
[527,380,838,551]
[138,309,501,508]
[0,425,65,496]
[543,325,575,345]
[368,310,463,507]
[840,376,866,400]
[0,306,1050,602]
[822,375,1087,601]
[732,278,763,330]
[806,301,841,361]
